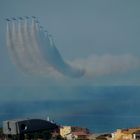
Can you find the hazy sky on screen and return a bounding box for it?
[0,0,140,100]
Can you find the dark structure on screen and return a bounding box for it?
[3,118,59,140]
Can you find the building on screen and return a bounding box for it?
[112,127,140,140]
[88,133,112,140]
[66,131,89,140]
[60,126,71,138]
[3,118,59,140]
[133,130,140,139]
[60,126,90,140]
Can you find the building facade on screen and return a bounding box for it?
[112,128,140,140]
[60,126,89,140]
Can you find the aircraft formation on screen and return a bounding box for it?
[5,16,85,78]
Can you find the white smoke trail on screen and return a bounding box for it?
[6,20,31,73]
[22,18,51,74]
[29,19,53,74]
[6,17,85,78]
[7,18,51,75]
[35,23,56,73]
[6,21,22,68]
[21,18,35,68]
[15,19,40,74]
[7,19,43,74]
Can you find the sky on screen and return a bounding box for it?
[0,0,140,101]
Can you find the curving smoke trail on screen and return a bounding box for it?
[6,17,85,78]
[39,31,85,77]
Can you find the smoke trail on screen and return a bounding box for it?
[29,19,52,74]
[16,19,34,72]
[7,18,51,75]
[6,20,31,73]
[21,18,36,69]
[48,36,85,77]
[38,26,85,77]
[6,21,19,66]
[6,17,85,78]
[28,18,85,77]
[22,18,50,74]
[16,19,45,74]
